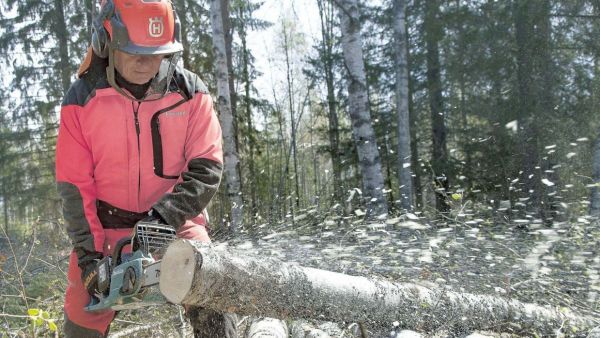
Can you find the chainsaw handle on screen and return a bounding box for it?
[112,237,133,270]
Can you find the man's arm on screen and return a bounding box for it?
[152,91,223,228]
[56,104,105,264]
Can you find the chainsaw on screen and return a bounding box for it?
[85,222,177,312]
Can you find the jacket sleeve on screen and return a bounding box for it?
[56,104,105,263]
[153,92,224,228]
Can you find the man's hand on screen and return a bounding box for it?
[135,208,177,254]
[81,257,102,297]
[77,250,103,297]
[141,208,169,227]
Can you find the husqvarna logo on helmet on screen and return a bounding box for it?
[148,17,164,37]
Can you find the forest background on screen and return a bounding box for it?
[0,0,600,336]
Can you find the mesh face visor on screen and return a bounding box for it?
[148,52,182,98]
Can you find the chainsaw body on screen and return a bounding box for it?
[85,222,176,312]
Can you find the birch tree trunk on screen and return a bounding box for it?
[393,0,413,212]
[160,240,599,336]
[222,0,235,117]
[222,0,240,160]
[337,0,388,217]
[209,0,243,231]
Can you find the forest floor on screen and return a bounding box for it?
[0,210,599,337]
[223,211,600,337]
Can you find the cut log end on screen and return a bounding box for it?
[159,239,197,304]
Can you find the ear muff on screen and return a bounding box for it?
[91,23,108,58]
[91,0,114,58]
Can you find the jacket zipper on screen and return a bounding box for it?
[132,101,142,209]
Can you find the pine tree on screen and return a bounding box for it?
[0,0,89,226]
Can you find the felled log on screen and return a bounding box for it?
[289,320,334,338]
[159,240,599,335]
[108,315,179,338]
[245,317,288,338]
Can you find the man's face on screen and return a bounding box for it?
[113,50,164,85]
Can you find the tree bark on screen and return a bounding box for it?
[238,1,257,217]
[424,0,450,214]
[275,97,289,220]
[317,0,343,206]
[513,0,558,222]
[513,0,541,216]
[282,22,301,209]
[591,128,600,216]
[160,240,598,336]
[454,0,473,193]
[408,52,422,209]
[221,0,241,180]
[393,0,413,211]
[246,318,288,338]
[175,0,191,70]
[109,315,179,338]
[2,186,8,234]
[209,0,243,231]
[53,0,71,95]
[537,0,561,224]
[222,0,234,99]
[591,3,600,217]
[85,0,94,39]
[337,0,388,217]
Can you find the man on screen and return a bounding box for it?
[55,0,237,336]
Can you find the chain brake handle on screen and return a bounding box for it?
[112,236,135,270]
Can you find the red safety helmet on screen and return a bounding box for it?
[92,0,183,57]
[90,0,184,101]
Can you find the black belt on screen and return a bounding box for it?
[96,200,148,229]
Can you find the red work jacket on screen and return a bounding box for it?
[56,57,223,259]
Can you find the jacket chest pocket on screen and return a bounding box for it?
[152,109,190,179]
